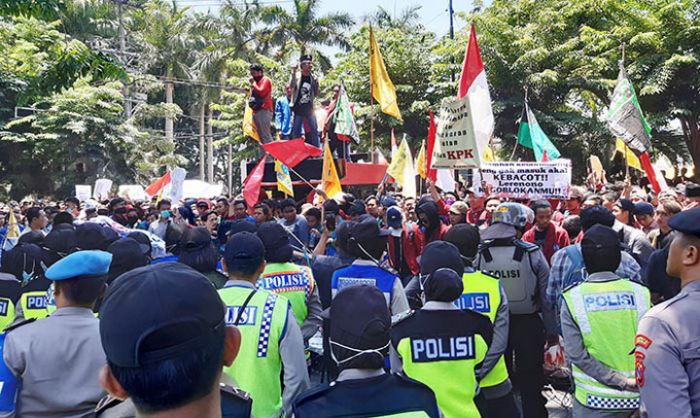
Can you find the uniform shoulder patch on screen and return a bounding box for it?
[3,318,36,333]
[634,334,653,349]
[220,383,251,401]
[391,310,415,326]
[514,240,539,252]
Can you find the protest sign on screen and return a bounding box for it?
[431,95,480,169]
[74,185,92,202]
[93,178,113,201]
[169,167,187,203]
[473,160,571,199]
[118,185,146,201]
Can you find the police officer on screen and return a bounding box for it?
[562,225,649,417]
[95,262,252,418]
[476,202,555,418]
[3,250,110,417]
[256,222,322,343]
[635,207,700,417]
[391,241,493,417]
[445,224,519,418]
[331,214,409,316]
[0,244,39,327]
[219,231,309,418]
[294,285,441,417]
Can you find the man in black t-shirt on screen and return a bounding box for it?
[290,55,320,147]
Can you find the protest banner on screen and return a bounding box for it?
[473,160,571,199]
[93,178,113,201]
[431,95,480,169]
[169,167,187,203]
[74,185,92,201]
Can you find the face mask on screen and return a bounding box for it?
[161,210,170,219]
[444,198,456,206]
[127,214,138,224]
[329,339,390,366]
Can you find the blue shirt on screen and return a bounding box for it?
[275,96,292,136]
[279,215,309,249]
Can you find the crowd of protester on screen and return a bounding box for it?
[0,173,698,418]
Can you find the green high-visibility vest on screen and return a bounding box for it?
[457,270,509,388]
[219,284,288,418]
[257,262,314,327]
[19,291,49,320]
[562,278,649,410]
[0,297,15,331]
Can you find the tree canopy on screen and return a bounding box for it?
[0,0,698,200]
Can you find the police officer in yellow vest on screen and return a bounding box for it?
[256,222,322,343]
[444,224,519,418]
[219,231,309,418]
[294,285,441,417]
[561,225,649,417]
[1,244,49,324]
[391,241,493,418]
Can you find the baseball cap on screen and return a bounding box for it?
[686,183,700,198]
[580,206,616,231]
[256,222,293,263]
[322,285,390,356]
[181,227,213,251]
[42,224,78,267]
[386,207,402,234]
[76,222,118,251]
[347,200,366,216]
[224,231,265,265]
[300,54,313,63]
[420,241,464,277]
[380,196,397,208]
[634,202,655,217]
[448,201,468,215]
[581,224,623,252]
[107,238,149,282]
[126,231,152,257]
[99,262,225,368]
[424,268,464,302]
[615,198,635,213]
[350,214,390,241]
[45,250,112,281]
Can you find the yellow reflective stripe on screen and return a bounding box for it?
[570,287,591,333]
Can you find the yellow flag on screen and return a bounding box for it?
[242,102,260,142]
[415,140,427,179]
[614,138,642,171]
[387,138,409,185]
[369,26,402,121]
[5,210,19,239]
[275,159,294,197]
[482,146,497,162]
[320,141,342,201]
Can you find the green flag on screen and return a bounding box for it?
[333,80,360,144]
[517,102,560,161]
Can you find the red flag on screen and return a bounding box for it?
[145,170,171,196]
[261,138,322,168]
[426,110,437,182]
[458,25,485,99]
[243,156,267,208]
[639,152,661,193]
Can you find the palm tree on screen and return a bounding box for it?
[259,0,354,71]
[190,1,261,181]
[362,5,422,31]
[133,0,194,143]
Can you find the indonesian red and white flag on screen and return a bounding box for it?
[458,24,494,162]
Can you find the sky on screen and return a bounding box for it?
[176,0,490,38]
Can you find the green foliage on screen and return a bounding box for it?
[0,0,64,21]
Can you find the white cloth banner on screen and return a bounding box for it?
[118,185,146,201]
[431,95,480,169]
[75,185,92,202]
[93,179,113,201]
[473,160,572,199]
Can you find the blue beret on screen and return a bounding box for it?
[45,250,112,281]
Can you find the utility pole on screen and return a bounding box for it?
[116,2,131,117]
[449,0,455,82]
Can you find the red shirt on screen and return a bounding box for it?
[522,221,570,264]
[251,76,273,112]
